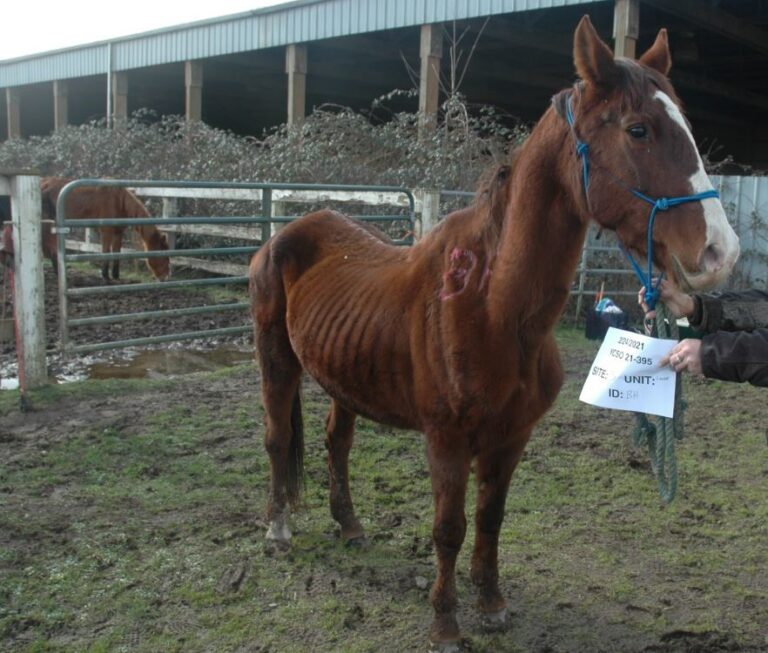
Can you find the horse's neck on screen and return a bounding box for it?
[488,111,588,335]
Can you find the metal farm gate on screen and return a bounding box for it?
[54,179,415,355]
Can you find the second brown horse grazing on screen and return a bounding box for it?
[249,17,739,650]
[40,177,170,282]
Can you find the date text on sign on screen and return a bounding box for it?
[579,327,677,418]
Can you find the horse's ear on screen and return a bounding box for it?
[573,15,619,90]
[639,28,672,76]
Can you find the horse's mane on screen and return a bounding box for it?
[470,145,523,255]
[121,188,150,219]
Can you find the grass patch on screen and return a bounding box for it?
[2,328,766,652]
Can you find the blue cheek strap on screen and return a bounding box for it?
[564,94,720,312]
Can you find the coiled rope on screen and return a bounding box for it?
[632,303,685,504]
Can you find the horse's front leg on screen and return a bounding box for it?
[426,436,471,652]
[470,435,529,625]
[325,400,366,546]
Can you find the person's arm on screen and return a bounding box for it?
[699,328,768,387]
[692,289,768,333]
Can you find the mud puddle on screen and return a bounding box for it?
[0,345,254,389]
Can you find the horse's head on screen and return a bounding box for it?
[145,230,171,281]
[558,16,739,292]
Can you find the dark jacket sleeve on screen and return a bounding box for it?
[700,329,768,387]
[689,289,768,387]
[689,289,768,333]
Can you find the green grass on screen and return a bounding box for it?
[1,327,767,652]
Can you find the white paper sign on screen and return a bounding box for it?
[579,327,678,418]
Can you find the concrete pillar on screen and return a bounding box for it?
[185,61,203,122]
[613,0,639,59]
[53,80,69,131]
[111,71,129,125]
[7,174,47,388]
[419,24,443,136]
[5,88,22,139]
[285,44,307,126]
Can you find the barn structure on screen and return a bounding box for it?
[1,0,767,168]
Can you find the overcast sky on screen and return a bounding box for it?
[1,1,287,60]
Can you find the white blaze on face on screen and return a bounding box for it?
[654,90,740,282]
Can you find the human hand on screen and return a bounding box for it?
[660,338,703,375]
[638,279,695,319]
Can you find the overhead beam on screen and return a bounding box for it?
[672,70,768,114]
[642,0,768,58]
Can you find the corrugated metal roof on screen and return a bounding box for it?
[0,0,602,88]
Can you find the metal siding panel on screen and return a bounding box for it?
[0,0,611,87]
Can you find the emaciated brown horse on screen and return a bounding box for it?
[249,17,739,650]
[40,177,170,282]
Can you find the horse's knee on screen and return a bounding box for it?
[264,432,288,459]
[433,516,466,554]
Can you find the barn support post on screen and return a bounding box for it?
[286,44,307,126]
[5,88,22,139]
[53,80,69,131]
[419,24,443,138]
[3,173,47,388]
[185,61,203,123]
[416,189,440,238]
[613,0,640,58]
[111,72,129,126]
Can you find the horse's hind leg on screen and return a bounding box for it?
[258,324,303,550]
[325,400,365,546]
[99,229,110,282]
[110,229,124,280]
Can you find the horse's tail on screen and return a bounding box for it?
[286,388,305,507]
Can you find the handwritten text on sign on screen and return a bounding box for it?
[579,327,677,418]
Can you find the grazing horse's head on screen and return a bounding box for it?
[143,230,170,281]
[556,16,739,291]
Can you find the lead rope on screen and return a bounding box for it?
[632,303,685,503]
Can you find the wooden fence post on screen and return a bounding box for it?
[416,189,440,238]
[6,173,47,388]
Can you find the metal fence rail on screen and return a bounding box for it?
[55,178,415,355]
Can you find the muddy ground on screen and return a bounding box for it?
[1,264,767,652]
[1,264,252,382]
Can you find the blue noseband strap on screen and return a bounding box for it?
[564,94,719,311]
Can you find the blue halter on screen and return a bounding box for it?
[564,94,719,310]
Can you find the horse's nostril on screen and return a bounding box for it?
[701,243,724,273]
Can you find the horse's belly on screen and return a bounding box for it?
[287,273,418,430]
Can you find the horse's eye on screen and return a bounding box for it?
[627,124,648,139]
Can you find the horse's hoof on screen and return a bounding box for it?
[480,607,508,631]
[344,535,369,549]
[428,638,462,653]
[264,537,291,555]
